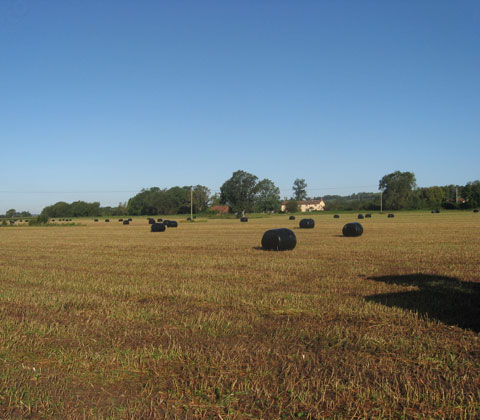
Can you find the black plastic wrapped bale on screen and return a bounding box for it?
[342,222,363,237]
[240,217,248,222]
[186,217,191,221]
[94,219,98,222]
[165,220,178,228]
[148,219,155,224]
[123,220,129,225]
[388,214,395,218]
[365,214,371,218]
[299,218,314,229]
[333,214,340,219]
[105,219,110,222]
[358,214,364,219]
[157,218,163,222]
[151,222,166,232]
[289,215,295,220]
[119,219,123,222]
[474,209,479,213]
[431,210,436,214]
[128,218,132,221]
[435,209,440,213]
[261,228,297,251]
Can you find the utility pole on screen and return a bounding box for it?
[456,186,458,204]
[380,188,385,213]
[190,187,193,221]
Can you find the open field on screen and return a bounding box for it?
[0,212,479,419]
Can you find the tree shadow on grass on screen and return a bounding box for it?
[366,274,480,332]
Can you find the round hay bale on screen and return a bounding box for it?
[123,220,129,225]
[148,219,155,225]
[261,228,297,251]
[365,214,371,218]
[357,214,364,219]
[94,219,98,222]
[240,217,248,222]
[299,218,314,229]
[165,220,178,228]
[387,214,395,218]
[431,210,436,213]
[119,218,123,222]
[474,209,479,213]
[435,209,440,213]
[289,215,295,220]
[151,222,166,232]
[157,218,163,222]
[51,219,55,222]
[342,222,363,237]
[128,218,132,221]
[333,214,340,219]
[186,217,191,221]
[105,219,110,222]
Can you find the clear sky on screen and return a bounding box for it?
[1,0,479,213]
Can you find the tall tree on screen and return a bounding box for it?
[292,178,307,201]
[220,170,259,213]
[255,179,281,212]
[5,209,16,218]
[379,171,416,210]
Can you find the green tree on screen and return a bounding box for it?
[292,179,307,201]
[220,170,259,214]
[6,209,16,218]
[285,200,299,213]
[379,171,416,210]
[255,179,280,212]
[462,181,480,208]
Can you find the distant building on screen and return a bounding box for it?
[210,205,230,214]
[281,199,325,212]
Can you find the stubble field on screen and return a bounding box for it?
[0,212,479,419]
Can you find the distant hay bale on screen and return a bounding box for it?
[148,219,155,224]
[474,209,479,213]
[365,214,371,218]
[186,217,191,221]
[94,219,98,222]
[240,217,248,222]
[357,214,364,219]
[157,218,163,222]
[289,215,295,220]
[105,219,110,222]
[119,219,123,222]
[299,218,314,229]
[261,228,297,251]
[128,218,132,221]
[51,219,55,222]
[342,222,363,237]
[151,222,166,232]
[333,214,340,218]
[435,209,440,213]
[388,214,394,218]
[123,220,129,225]
[165,220,178,228]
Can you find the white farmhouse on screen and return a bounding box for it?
[281,199,325,212]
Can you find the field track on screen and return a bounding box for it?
[0,212,479,419]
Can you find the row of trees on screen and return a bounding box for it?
[127,185,211,215]
[2,209,31,218]
[24,170,480,218]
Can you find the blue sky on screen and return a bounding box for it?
[1,0,479,213]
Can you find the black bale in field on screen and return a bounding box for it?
[474,209,479,213]
[261,228,297,251]
[119,219,123,222]
[388,214,395,218]
[148,219,155,224]
[128,218,132,221]
[151,222,166,232]
[342,222,363,237]
[435,209,440,213]
[240,217,248,222]
[334,214,340,218]
[358,214,364,219]
[123,220,129,225]
[105,219,110,222]
[365,214,371,218]
[157,218,163,222]
[299,218,314,229]
[94,219,98,222]
[289,215,295,220]
[164,220,178,228]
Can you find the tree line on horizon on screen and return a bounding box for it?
[3,171,479,218]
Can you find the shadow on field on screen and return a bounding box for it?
[366,274,480,332]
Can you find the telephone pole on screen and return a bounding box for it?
[190,187,193,221]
